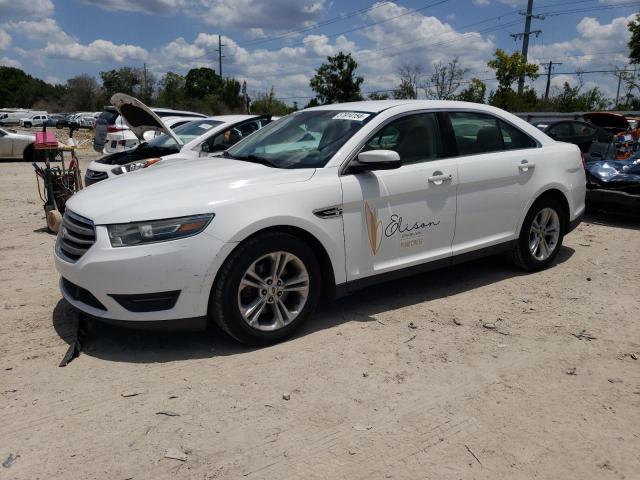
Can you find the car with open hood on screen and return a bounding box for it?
[54,100,586,346]
[85,94,273,185]
[93,102,206,154]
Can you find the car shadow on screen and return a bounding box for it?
[584,211,640,231]
[52,248,574,364]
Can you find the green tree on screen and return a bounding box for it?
[252,87,294,116]
[184,67,223,98]
[0,66,64,108]
[100,67,140,98]
[156,72,186,108]
[629,13,640,64]
[456,78,487,103]
[63,74,99,111]
[310,52,363,104]
[487,49,539,109]
[219,78,243,110]
[368,91,390,100]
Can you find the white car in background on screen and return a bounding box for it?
[55,100,586,346]
[85,94,273,185]
[93,104,206,154]
[19,113,49,128]
[0,127,35,160]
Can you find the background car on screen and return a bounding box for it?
[86,94,273,185]
[0,126,35,160]
[542,120,614,162]
[19,113,48,128]
[93,105,206,154]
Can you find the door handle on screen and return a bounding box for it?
[427,173,452,184]
[518,160,535,172]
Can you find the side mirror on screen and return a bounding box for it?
[349,150,401,173]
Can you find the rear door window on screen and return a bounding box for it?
[449,112,535,154]
[449,112,504,155]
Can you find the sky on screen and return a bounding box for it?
[0,0,638,103]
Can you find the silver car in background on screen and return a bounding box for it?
[0,127,35,160]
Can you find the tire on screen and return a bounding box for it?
[24,122,31,129]
[23,144,35,162]
[511,197,565,271]
[209,232,322,346]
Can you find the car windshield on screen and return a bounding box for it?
[226,110,375,168]
[145,119,225,149]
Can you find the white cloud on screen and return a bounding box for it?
[0,28,11,50]
[6,19,149,64]
[196,0,326,29]
[0,0,54,19]
[78,0,186,15]
[0,56,22,68]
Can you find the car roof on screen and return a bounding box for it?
[305,99,508,114]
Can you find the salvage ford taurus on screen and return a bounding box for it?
[54,100,586,345]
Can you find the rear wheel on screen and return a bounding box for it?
[511,198,564,271]
[210,232,321,346]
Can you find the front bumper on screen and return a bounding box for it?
[586,188,640,216]
[54,224,235,323]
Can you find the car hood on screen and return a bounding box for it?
[67,157,316,224]
[111,93,183,147]
[583,112,630,131]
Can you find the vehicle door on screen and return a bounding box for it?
[340,112,458,282]
[0,129,11,156]
[447,111,541,254]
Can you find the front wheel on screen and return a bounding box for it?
[209,232,321,346]
[511,199,564,271]
[24,122,31,128]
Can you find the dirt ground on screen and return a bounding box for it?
[1,143,639,480]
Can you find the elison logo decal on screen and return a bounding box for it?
[364,202,440,256]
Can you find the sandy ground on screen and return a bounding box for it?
[1,142,639,480]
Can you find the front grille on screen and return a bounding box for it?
[58,211,96,262]
[85,169,108,182]
[62,278,106,311]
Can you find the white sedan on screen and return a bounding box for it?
[54,100,586,345]
[0,127,35,160]
[85,94,273,185]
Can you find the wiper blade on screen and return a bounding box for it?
[235,154,278,168]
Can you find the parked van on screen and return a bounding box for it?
[0,111,31,126]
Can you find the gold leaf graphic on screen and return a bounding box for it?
[364,202,383,255]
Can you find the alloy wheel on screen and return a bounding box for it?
[528,208,560,261]
[237,251,310,331]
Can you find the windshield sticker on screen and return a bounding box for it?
[332,112,370,121]
[199,123,214,130]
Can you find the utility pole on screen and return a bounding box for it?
[544,60,562,100]
[615,71,623,107]
[511,0,544,95]
[216,35,225,78]
[142,62,148,100]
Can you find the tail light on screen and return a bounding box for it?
[107,125,125,133]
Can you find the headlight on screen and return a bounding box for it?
[111,158,161,175]
[107,214,214,247]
